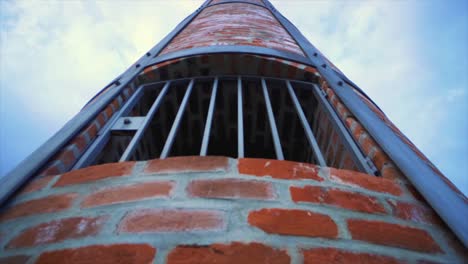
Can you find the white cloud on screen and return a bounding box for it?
[272,0,467,195]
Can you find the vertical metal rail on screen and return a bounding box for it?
[310,83,375,174]
[200,78,218,156]
[160,79,195,158]
[119,82,171,161]
[286,81,326,166]
[261,79,284,160]
[237,76,244,158]
[73,86,146,169]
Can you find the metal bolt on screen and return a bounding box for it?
[338,81,343,86]
[321,64,327,68]
[313,52,318,57]
[136,64,140,68]
[115,81,121,86]
[146,52,151,57]
[124,118,131,125]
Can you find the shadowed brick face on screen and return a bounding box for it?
[302,248,404,264]
[0,157,464,263]
[167,242,290,264]
[160,3,304,56]
[36,244,156,264]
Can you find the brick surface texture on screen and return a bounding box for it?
[6,0,464,262]
[160,3,304,56]
[167,242,290,264]
[0,157,464,263]
[36,244,156,264]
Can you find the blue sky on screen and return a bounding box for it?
[0,0,467,195]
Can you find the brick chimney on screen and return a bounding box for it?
[1,1,466,263]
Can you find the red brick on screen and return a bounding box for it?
[347,219,442,253]
[81,181,173,208]
[167,242,290,264]
[39,165,61,177]
[0,193,77,222]
[97,112,107,126]
[71,133,88,153]
[36,244,156,264]
[144,156,228,174]
[54,162,135,187]
[7,216,107,248]
[18,175,54,194]
[371,149,390,171]
[360,134,377,155]
[381,164,404,180]
[104,105,113,120]
[290,186,386,214]
[84,123,98,139]
[329,168,402,196]
[239,158,322,181]
[119,209,225,233]
[248,208,337,238]
[57,149,76,167]
[387,200,442,225]
[0,255,30,264]
[303,248,403,264]
[187,179,274,200]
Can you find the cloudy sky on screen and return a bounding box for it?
[0,0,467,195]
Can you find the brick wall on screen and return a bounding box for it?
[1,157,465,263]
[35,85,137,177]
[160,3,305,56]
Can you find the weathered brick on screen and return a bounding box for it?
[381,164,404,180]
[0,255,30,264]
[290,186,386,214]
[119,209,225,233]
[81,181,173,208]
[187,178,275,200]
[167,242,290,264]
[329,168,402,196]
[56,149,76,168]
[248,208,337,238]
[347,219,442,253]
[54,162,135,187]
[372,149,389,171]
[36,244,156,264]
[39,165,61,177]
[239,158,322,181]
[18,175,54,194]
[84,123,98,139]
[71,133,89,153]
[0,193,77,222]
[387,199,442,225]
[360,133,377,156]
[302,248,403,264]
[7,216,107,248]
[144,156,228,174]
